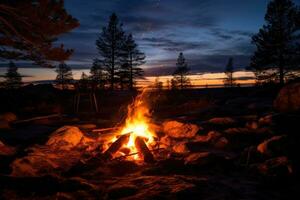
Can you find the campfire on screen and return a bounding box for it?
[103,91,157,163]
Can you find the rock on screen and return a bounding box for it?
[184,152,225,167]
[172,142,189,154]
[246,121,259,130]
[11,147,82,177]
[0,120,10,129]
[214,137,229,149]
[193,131,221,143]
[274,82,300,113]
[224,127,271,135]
[257,135,288,157]
[162,120,200,139]
[108,184,138,199]
[159,135,172,148]
[0,140,16,156]
[252,156,293,177]
[46,126,92,150]
[207,117,236,125]
[258,114,274,126]
[0,112,17,122]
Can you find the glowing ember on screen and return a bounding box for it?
[107,91,156,160]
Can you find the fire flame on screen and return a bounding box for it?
[109,91,156,160]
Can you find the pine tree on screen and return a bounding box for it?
[0,0,79,67]
[95,13,125,89]
[250,0,300,85]
[55,62,73,90]
[90,59,106,89]
[118,63,130,90]
[154,77,163,90]
[224,57,235,87]
[121,34,145,90]
[4,61,22,89]
[173,52,190,89]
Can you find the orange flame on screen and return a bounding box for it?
[109,90,156,160]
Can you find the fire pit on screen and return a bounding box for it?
[102,91,158,163]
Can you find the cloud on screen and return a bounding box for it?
[209,28,254,41]
[142,37,212,52]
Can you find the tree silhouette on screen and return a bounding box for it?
[154,77,163,90]
[224,57,235,87]
[4,61,22,89]
[95,13,125,90]
[250,0,300,85]
[121,34,145,90]
[173,52,190,89]
[0,0,79,67]
[118,63,130,90]
[90,59,106,89]
[55,62,73,90]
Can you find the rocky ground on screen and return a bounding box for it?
[0,84,300,199]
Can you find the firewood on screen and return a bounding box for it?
[112,148,165,161]
[135,136,155,163]
[92,127,121,132]
[103,133,131,159]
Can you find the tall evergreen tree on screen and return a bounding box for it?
[55,62,73,90]
[121,34,145,90]
[90,59,106,89]
[0,0,79,67]
[250,0,300,85]
[4,61,22,89]
[224,57,235,87]
[173,52,190,89]
[95,13,125,89]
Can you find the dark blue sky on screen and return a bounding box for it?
[59,0,299,75]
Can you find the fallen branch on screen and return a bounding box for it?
[12,114,63,125]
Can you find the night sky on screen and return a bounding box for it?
[60,0,275,75]
[2,0,300,82]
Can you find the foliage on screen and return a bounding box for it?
[90,59,106,89]
[121,34,145,90]
[55,62,73,89]
[0,0,79,67]
[224,57,235,87]
[3,61,22,89]
[250,0,300,85]
[154,77,163,90]
[172,52,191,89]
[95,13,125,89]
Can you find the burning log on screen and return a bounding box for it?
[135,136,155,163]
[103,133,131,159]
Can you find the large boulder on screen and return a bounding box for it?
[162,120,200,139]
[11,147,82,177]
[46,126,93,150]
[274,82,300,113]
